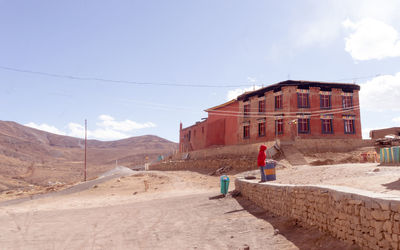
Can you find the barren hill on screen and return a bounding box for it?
[0,121,177,190]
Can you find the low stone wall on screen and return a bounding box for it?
[292,139,374,154]
[236,178,400,249]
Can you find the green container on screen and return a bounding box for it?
[220,175,230,195]
[380,148,384,164]
[393,146,400,164]
[381,148,391,164]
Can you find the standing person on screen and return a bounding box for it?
[257,145,267,182]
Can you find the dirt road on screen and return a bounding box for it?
[0,171,356,250]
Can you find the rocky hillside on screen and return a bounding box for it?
[0,121,177,190]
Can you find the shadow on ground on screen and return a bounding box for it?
[382,178,400,191]
[234,196,361,250]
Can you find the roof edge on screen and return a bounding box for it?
[205,99,237,112]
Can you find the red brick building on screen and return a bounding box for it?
[179,80,361,152]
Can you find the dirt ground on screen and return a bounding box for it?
[0,171,358,250]
[240,162,400,196]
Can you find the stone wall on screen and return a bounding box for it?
[291,138,373,154]
[236,178,400,249]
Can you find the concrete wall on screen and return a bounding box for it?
[236,179,400,249]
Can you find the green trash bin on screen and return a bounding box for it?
[220,175,230,196]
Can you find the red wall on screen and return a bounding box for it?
[237,85,362,145]
[179,120,207,152]
[180,83,362,152]
[207,101,239,146]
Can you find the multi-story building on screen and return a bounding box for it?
[179,80,361,152]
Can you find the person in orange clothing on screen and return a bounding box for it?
[257,145,267,182]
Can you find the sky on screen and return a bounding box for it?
[1,0,400,142]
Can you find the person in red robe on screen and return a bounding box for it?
[257,145,267,182]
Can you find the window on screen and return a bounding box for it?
[297,93,309,108]
[258,122,265,137]
[244,104,250,117]
[344,119,355,134]
[343,96,353,109]
[321,119,333,134]
[194,129,196,137]
[243,125,250,139]
[258,100,265,113]
[275,95,282,110]
[298,118,310,134]
[275,119,283,135]
[202,127,204,134]
[188,131,191,141]
[320,94,331,109]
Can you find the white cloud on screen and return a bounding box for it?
[226,85,261,101]
[96,114,156,132]
[343,18,400,60]
[25,122,66,135]
[362,128,373,139]
[287,0,400,49]
[392,117,400,125]
[359,72,400,111]
[247,77,257,83]
[26,115,156,141]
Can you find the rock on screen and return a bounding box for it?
[371,210,390,221]
[274,229,279,235]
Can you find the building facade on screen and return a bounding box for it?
[179,80,362,152]
[370,127,400,139]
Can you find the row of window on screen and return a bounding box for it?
[243,94,353,115]
[243,119,356,138]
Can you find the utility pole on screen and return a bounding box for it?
[84,119,87,182]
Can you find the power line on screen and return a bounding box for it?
[328,74,381,83]
[202,106,360,119]
[0,65,382,88]
[0,65,253,88]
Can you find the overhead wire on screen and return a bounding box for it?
[206,104,360,115]
[0,65,382,88]
[200,106,360,119]
[0,65,254,88]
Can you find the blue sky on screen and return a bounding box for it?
[1,0,400,142]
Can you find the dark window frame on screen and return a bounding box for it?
[297,93,310,108]
[298,118,310,134]
[244,104,250,117]
[344,119,355,134]
[275,95,283,110]
[320,94,331,109]
[243,125,250,139]
[258,122,266,137]
[342,96,353,109]
[258,100,265,113]
[321,119,334,134]
[275,119,284,135]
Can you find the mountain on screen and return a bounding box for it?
[0,121,177,190]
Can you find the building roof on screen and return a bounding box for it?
[204,99,237,112]
[237,80,360,101]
